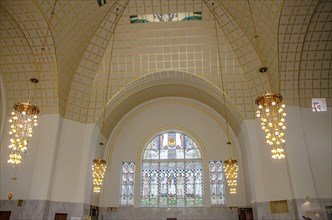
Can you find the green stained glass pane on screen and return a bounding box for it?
[195,197,204,206]
[168,197,177,206]
[159,197,167,207]
[186,196,195,206]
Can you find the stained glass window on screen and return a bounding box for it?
[209,161,225,205]
[130,12,202,23]
[120,162,135,206]
[141,132,203,207]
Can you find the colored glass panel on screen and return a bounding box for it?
[141,132,203,207]
[209,161,225,205]
[120,162,136,206]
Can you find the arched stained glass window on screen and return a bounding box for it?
[141,131,203,207]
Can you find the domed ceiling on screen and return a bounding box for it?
[0,0,331,136]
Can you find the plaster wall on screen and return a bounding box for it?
[102,98,246,208]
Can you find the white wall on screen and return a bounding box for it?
[238,106,332,202]
[239,119,293,202]
[0,114,99,205]
[101,97,246,208]
[50,119,98,204]
[1,103,330,212]
[300,108,332,198]
[1,114,62,200]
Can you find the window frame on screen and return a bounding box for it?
[140,131,204,207]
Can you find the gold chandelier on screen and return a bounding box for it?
[255,92,287,159]
[7,0,58,165]
[92,158,107,193]
[7,79,40,165]
[223,156,238,194]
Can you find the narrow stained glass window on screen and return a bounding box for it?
[141,131,203,207]
[209,161,225,205]
[120,162,135,206]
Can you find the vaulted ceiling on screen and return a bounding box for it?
[1,0,331,135]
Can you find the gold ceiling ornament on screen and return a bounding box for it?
[255,92,287,160]
[210,2,239,194]
[7,80,40,165]
[92,158,107,193]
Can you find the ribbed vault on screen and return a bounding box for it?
[0,0,331,127]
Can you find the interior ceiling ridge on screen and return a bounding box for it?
[203,0,257,106]
[64,0,129,122]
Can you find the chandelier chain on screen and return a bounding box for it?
[35,0,58,81]
[210,2,238,194]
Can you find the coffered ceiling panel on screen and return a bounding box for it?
[0,0,331,128]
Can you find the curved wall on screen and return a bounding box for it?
[102,97,247,208]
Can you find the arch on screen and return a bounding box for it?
[97,71,244,140]
[102,97,246,207]
[138,130,204,207]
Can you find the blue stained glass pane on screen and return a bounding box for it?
[151,162,159,170]
[160,162,168,170]
[176,162,184,170]
[194,161,202,169]
[192,148,201,158]
[186,161,194,170]
[144,149,159,159]
[176,148,184,159]
[142,163,150,170]
[160,149,168,159]
[147,137,159,150]
[168,162,176,170]
[168,149,176,159]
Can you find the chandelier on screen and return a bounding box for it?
[92,158,107,193]
[6,0,58,165]
[7,79,40,165]
[223,156,238,194]
[255,92,287,159]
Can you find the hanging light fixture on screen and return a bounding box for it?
[7,86,40,165]
[92,157,107,193]
[7,0,58,165]
[210,2,239,194]
[246,0,287,160]
[255,92,286,159]
[223,143,239,194]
